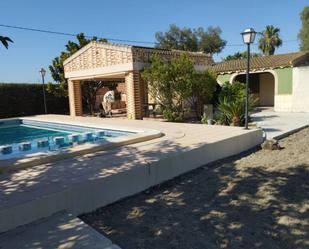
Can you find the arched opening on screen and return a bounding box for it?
[233,72,275,107]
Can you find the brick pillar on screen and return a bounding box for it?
[125,71,143,119]
[68,79,83,116]
[140,77,148,117]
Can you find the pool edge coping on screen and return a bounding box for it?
[0,117,163,174]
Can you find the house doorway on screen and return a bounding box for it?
[233,72,275,107]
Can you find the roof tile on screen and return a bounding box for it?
[212,51,309,73]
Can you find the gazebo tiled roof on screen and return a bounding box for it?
[63,41,213,69]
[211,51,309,73]
[63,42,214,77]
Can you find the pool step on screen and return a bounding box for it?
[53,136,65,146]
[18,142,32,151]
[0,145,12,154]
[0,132,104,156]
[37,139,49,148]
[0,211,122,249]
[68,134,80,143]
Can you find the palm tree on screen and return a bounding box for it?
[0,36,13,49]
[258,25,282,55]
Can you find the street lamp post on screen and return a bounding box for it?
[39,68,47,114]
[241,28,257,129]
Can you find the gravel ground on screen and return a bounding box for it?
[81,128,309,249]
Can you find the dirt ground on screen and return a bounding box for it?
[81,128,309,249]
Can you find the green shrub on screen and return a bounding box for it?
[142,54,217,122]
[217,97,245,126]
[0,83,69,119]
[218,81,246,103]
[162,109,184,122]
[216,81,256,126]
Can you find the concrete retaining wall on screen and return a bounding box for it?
[0,129,263,233]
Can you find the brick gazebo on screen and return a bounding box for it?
[63,42,213,119]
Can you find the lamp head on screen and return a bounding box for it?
[39,68,46,77]
[241,28,257,44]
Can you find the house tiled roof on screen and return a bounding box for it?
[212,51,309,73]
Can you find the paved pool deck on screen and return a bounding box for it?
[252,111,309,139]
[0,115,263,247]
[0,211,121,249]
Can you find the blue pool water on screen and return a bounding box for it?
[0,125,72,146]
[0,119,133,159]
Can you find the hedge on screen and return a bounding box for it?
[0,83,69,119]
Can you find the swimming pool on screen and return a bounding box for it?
[0,119,133,160]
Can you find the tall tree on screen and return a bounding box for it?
[258,25,282,55]
[299,6,309,51]
[155,24,198,51]
[195,26,227,55]
[155,24,226,55]
[0,36,13,49]
[48,33,107,97]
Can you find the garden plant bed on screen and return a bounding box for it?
[81,128,309,249]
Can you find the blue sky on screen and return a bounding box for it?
[0,0,307,83]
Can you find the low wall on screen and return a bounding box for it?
[0,127,263,233]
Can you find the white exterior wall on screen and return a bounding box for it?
[292,66,309,112]
[275,95,293,112]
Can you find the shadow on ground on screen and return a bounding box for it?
[81,129,309,249]
[251,114,279,122]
